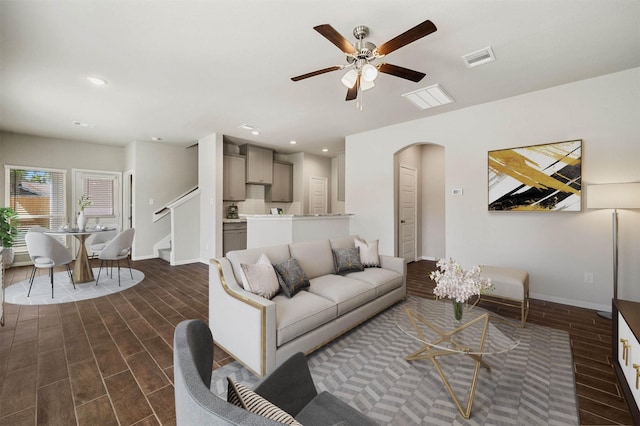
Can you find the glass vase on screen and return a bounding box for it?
[453,300,464,321]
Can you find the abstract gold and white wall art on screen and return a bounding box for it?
[488,140,582,211]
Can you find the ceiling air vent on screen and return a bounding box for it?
[402,84,455,110]
[462,46,495,68]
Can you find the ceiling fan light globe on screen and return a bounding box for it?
[362,63,378,82]
[341,69,358,88]
[361,79,375,91]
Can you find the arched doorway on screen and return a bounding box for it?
[394,143,445,262]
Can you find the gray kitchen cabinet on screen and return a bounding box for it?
[269,161,293,202]
[223,222,247,254]
[223,154,246,201]
[240,144,273,184]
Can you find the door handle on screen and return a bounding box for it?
[400,220,406,223]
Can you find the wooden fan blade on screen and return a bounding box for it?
[314,24,357,55]
[376,20,437,56]
[378,63,426,82]
[291,66,342,81]
[345,75,360,101]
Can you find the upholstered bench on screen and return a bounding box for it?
[478,266,529,327]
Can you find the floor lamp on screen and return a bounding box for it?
[586,182,640,319]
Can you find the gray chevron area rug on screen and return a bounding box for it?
[210,296,579,425]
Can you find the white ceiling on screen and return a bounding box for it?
[1,0,639,157]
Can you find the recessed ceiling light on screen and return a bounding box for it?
[86,76,108,86]
[251,130,260,136]
[239,124,254,130]
[322,148,329,152]
[151,136,163,141]
[290,140,297,145]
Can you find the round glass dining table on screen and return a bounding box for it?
[44,228,112,283]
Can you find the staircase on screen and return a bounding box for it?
[158,247,171,263]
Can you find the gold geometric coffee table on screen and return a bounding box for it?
[395,297,520,419]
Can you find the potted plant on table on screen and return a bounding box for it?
[0,207,18,268]
[430,258,493,321]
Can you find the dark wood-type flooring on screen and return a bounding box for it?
[0,259,634,425]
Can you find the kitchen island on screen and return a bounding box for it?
[245,214,353,248]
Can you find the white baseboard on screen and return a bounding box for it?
[417,257,609,313]
[420,256,438,261]
[529,292,610,313]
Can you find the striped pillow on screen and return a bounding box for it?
[227,377,303,425]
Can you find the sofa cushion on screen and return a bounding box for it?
[273,258,311,298]
[355,238,380,268]
[289,239,335,279]
[332,247,364,275]
[274,291,337,346]
[308,275,376,316]
[227,245,291,288]
[345,268,404,297]
[240,253,280,300]
[227,378,302,425]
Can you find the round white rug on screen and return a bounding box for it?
[4,267,145,305]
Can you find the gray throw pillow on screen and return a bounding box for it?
[332,247,364,275]
[273,258,310,297]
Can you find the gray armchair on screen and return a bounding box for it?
[173,319,377,426]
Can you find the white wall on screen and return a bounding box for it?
[421,144,446,260]
[301,153,332,214]
[130,140,198,259]
[0,132,125,261]
[198,133,223,260]
[346,68,640,309]
[331,156,345,214]
[1,132,124,204]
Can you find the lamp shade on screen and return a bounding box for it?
[341,70,358,88]
[361,63,378,82]
[360,79,375,91]
[586,182,640,209]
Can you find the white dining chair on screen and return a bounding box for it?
[88,224,120,258]
[95,228,135,286]
[25,232,75,298]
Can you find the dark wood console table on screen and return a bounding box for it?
[613,299,640,424]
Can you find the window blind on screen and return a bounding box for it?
[82,177,115,217]
[6,167,67,249]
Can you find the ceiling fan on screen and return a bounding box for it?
[291,20,437,104]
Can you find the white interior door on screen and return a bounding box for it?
[309,176,328,214]
[399,165,417,262]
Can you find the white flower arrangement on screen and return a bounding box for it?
[78,194,92,212]
[430,258,493,303]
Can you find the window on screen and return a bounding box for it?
[5,166,67,250]
[82,177,115,217]
[73,170,120,224]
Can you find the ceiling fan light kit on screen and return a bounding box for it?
[291,19,437,108]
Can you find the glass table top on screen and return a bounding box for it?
[394,297,520,356]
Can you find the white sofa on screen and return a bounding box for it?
[209,235,407,377]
